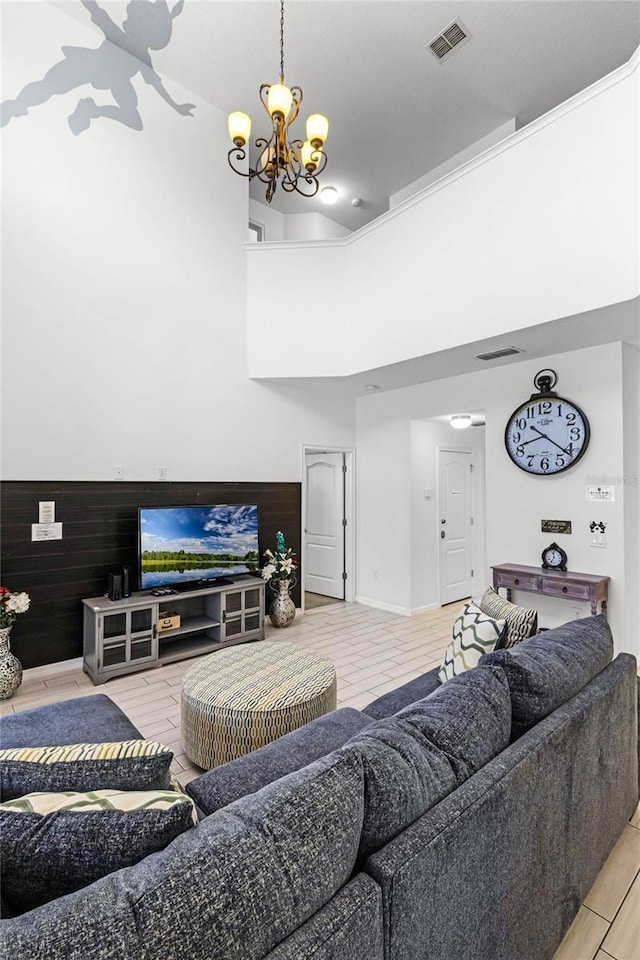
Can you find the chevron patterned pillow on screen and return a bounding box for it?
[438,602,507,682]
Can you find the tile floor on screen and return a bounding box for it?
[2,600,638,960]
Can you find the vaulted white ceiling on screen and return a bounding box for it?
[54,0,639,229]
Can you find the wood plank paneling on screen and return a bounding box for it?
[0,481,301,668]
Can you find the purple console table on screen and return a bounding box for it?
[492,563,609,619]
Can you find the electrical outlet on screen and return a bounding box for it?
[158,466,168,481]
[114,464,124,480]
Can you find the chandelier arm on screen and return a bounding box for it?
[286,86,302,130]
[310,147,327,176]
[292,176,321,198]
[259,83,272,117]
[227,146,256,179]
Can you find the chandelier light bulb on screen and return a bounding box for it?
[267,83,294,120]
[306,113,329,148]
[320,186,338,205]
[301,140,318,172]
[451,415,472,430]
[228,111,251,147]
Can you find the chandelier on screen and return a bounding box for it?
[227,0,329,203]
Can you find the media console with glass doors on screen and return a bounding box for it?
[82,577,265,684]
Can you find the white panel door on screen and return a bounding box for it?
[438,449,472,606]
[305,453,345,599]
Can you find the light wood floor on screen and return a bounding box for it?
[2,601,638,959]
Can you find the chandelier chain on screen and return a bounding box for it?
[280,0,285,82]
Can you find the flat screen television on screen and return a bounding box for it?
[138,504,259,591]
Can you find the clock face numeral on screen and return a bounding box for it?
[504,396,590,475]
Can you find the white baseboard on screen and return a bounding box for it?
[355,596,412,617]
[356,597,442,617]
[23,656,83,679]
[410,602,441,614]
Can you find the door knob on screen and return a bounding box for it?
[440,530,445,539]
[441,519,446,524]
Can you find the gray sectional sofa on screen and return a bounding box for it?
[0,614,637,960]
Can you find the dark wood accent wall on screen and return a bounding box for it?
[0,482,301,669]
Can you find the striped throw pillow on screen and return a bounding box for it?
[438,602,507,682]
[0,740,173,801]
[479,588,538,648]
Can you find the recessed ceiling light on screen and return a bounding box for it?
[320,186,338,205]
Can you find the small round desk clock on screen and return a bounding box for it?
[541,542,568,571]
[504,369,590,475]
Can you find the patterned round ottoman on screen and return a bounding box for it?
[181,642,337,769]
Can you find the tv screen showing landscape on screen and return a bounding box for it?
[139,504,259,590]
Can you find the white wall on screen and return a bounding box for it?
[249,199,286,242]
[390,119,516,208]
[0,3,354,482]
[248,51,639,378]
[248,201,350,243]
[356,340,636,656]
[282,213,350,242]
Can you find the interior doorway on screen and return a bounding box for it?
[438,446,473,606]
[302,446,355,610]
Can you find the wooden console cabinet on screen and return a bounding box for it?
[83,577,265,684]
[492,563,609,619]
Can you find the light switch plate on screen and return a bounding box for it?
[586,485,614,502]
[32,522,63,542]
[38,501,55,523]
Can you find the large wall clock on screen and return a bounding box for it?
[504,369,590,476]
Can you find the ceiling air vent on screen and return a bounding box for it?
[475,347,523,361]
[427,19,470,61]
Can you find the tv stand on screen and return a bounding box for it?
[82,576,265,685]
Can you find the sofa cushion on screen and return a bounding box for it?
[0,739,173,801]
[363,667,442,720]
[0,694,142,750]
[0,788,196,914]
[132,747,366,960]
[479,587,538,647]
[187,707,372,815]
[344,664,511,859]
[438,601,507,681]
[481,614,614,738]
[1,748,366,960]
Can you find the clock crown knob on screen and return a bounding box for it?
[532,368,558,397]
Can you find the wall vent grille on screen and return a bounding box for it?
[475,347,523,361]
[427,20,470,61]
